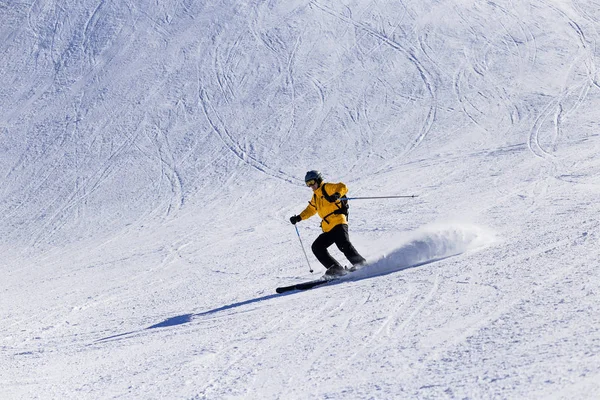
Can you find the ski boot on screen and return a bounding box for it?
[325,264,346,277]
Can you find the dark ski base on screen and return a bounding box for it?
[276,278,332,294]
[276,266,365,294]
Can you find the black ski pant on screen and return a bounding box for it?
[311,224,366,269]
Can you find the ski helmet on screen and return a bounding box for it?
[304,170,323,185]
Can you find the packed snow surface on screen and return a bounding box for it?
[2,0,600,399]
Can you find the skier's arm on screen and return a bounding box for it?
[299,200,317,220]
[329,182,348,198]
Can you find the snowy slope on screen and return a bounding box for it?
[2,0,600,398]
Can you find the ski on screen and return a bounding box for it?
[276,264,368,294]
[276,278,332,294]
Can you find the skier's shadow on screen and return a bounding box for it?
[147,294,284,328]
[95,255,454,343]
[94,293,283,342]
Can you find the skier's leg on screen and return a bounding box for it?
[333,224,367,266]
[312,231,342,269]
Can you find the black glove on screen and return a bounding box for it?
[325,192,341,202]
[290,215,302,225]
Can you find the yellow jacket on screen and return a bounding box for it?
[299,182,348,232]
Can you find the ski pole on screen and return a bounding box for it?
[295,225,314,273]
[344,195,419,200]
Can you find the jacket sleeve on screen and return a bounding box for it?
[299,198,318,220]
[329,182,348,197]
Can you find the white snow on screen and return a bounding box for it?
[2,0,600,398]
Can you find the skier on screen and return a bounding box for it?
[290,170,367,276]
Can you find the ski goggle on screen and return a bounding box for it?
[306,179,317,187]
